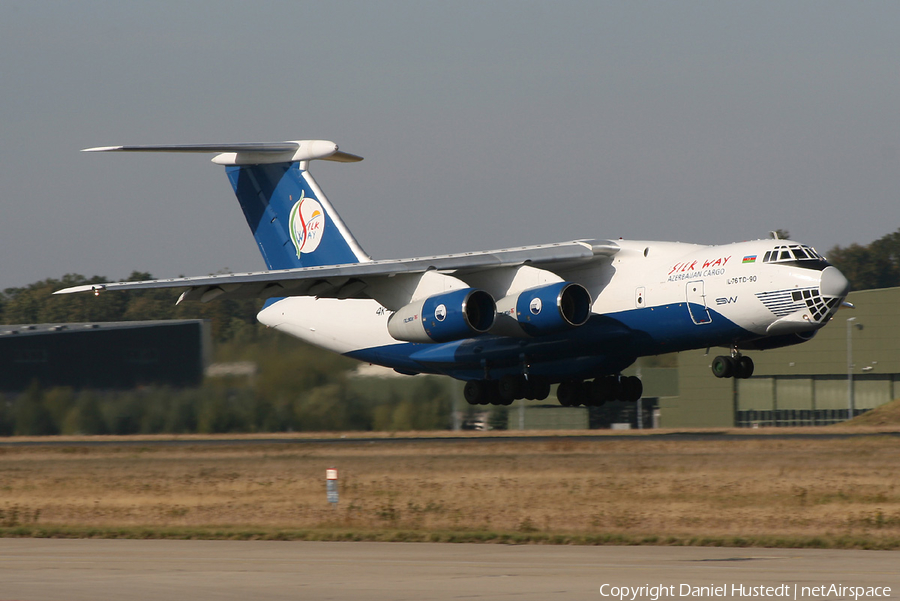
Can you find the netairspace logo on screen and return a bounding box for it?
[599,584,892,601]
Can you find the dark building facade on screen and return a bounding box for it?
[0,320,210,391]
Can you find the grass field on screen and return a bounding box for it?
[2,430,900,548]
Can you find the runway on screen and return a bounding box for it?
[1,429,898,449]
[1,539,897,601]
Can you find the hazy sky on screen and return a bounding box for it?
[2,2,899,290]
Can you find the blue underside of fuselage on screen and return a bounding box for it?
[345,302,754,382]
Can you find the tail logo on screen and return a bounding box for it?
[288,191,326,257]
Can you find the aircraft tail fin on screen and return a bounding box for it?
[83,140,371,270]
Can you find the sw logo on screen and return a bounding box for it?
[716,297,738,305]
[289,191,325,258]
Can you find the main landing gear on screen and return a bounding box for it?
[557,376,643,407]
[464,375,552,406]
[711,350,754,379]
[464,374,643,407]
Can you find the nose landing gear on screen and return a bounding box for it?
[711,349,754,379]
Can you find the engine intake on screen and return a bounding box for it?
[387,288,496,343]
[495,282,592,337]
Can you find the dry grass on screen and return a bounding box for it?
[2,434,900,547]
[844,398,900,427]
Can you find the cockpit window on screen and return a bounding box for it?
[763,244,826,265]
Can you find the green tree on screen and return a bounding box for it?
[0,396,14,436]
[101,391,144,435]
[1,272,266,345]
[62,391,107,435]
[43,387,75,428]
[0,272,462,435]
[162,389,198,434]
[828,229,900,291]
[406,378,451,430]
[14,382,57,435]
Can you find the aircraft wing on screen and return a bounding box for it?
[54,239,619,306]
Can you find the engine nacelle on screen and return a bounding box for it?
[495,282,592,337]
[387,288,496,343]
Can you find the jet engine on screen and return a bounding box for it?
[495,282,592,337]
[387,288,496,343]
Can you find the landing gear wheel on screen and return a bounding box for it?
[600,376,619,404]
[569,381,586,406]
[609,377,625,402]
[522,382,537,401]
[735,356,754,379]
[483,380,500,405]
[587,379,608,406]
[557,381,578,407]
[621,376,643,402]
[498,375,524,403]
[464,380,486,405]
[464,380,501,405]
[711,356,734,378]
[529,380,551,401]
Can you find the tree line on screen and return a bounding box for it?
[0,272,259,344]
[3,220,896,437]
[0,375,455,436]
[826,229,900,292]
[0,273,457,435]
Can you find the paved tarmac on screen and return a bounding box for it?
[2,430,899,449]
[1,539,898,601]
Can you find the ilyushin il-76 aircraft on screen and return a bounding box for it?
[57,140,852,407]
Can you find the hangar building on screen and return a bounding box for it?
[660,286,900,428]
[0,320,210,391]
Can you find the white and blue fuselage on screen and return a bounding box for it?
[258,238,847,382]
[60,140,850,405]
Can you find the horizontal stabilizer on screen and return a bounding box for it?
[82,141,363,165]
[83,143,299,153]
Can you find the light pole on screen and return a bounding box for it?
[846,317,862,420]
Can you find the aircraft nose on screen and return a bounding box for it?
[820,265,850,298]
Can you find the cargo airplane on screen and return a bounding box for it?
[57,140,851,407]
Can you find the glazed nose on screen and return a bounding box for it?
[820,266,850,298]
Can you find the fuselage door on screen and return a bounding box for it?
[686,280,712,325]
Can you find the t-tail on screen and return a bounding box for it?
[82,140,371,270]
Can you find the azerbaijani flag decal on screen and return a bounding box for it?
[742,255,757,264]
